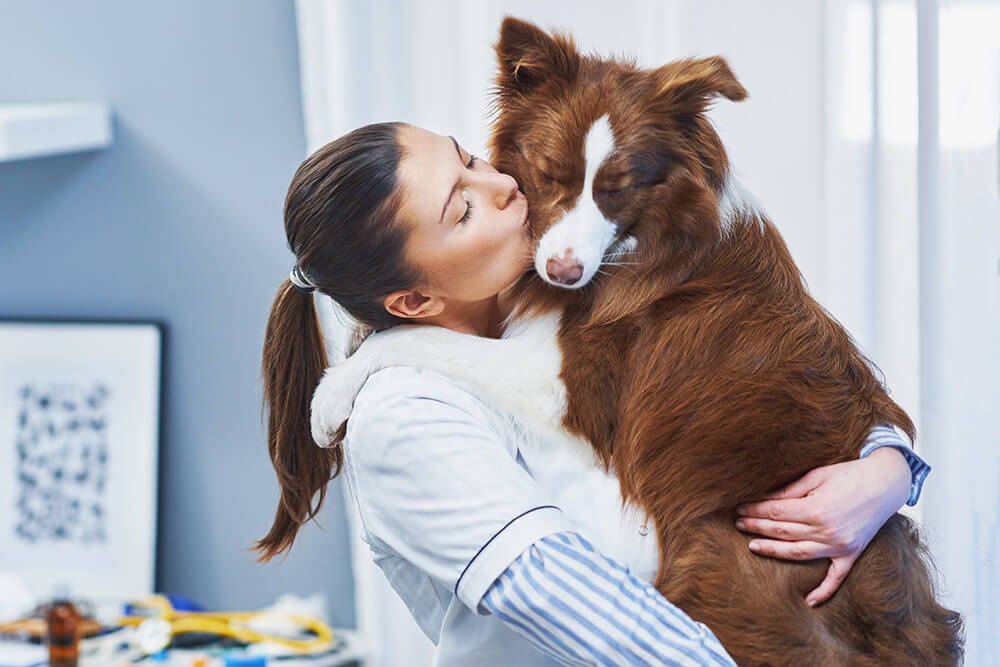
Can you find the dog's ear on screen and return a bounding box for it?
[495,16,580,96]
[654,56,748,113]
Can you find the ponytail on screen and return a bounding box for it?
[254,279,343,562]
[256,121,418,561]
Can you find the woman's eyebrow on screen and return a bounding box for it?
[449,135,464,160]
[438,136,465,224]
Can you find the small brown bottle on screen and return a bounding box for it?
[46,586,80,667]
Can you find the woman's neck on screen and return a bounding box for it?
[419,281,519,339]
[426,294,506,338]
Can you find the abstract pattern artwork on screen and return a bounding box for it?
[0,319,161,600]
[14,382,110,544]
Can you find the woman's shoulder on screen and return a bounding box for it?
[350,366,502,435]
[355,365,478,407]
[345,365,523,466]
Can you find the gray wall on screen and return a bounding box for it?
[0,1,355,624]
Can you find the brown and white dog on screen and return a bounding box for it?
[312,17,963,665]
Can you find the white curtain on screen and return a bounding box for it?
[294,1,999,664]
[828,3,1000,657]
[915,1,1000,660]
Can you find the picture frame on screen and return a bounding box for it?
[0,318,163,603]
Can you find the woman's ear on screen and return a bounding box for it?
[383,289,445,320]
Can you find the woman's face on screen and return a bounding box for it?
[396,125,533,304]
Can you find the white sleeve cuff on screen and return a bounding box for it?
[455,505,572,613]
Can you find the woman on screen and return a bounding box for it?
[256,122,928,666]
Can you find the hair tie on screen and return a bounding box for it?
[289,265,316,294]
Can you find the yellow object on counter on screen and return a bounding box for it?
[118,594,334,653]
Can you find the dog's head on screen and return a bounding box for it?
[489,17,748,297]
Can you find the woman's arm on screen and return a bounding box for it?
[483,531,735,666]
[346,367,735,664]
[858,424,931,506]
[734,424,931,606]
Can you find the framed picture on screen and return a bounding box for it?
[0,318,163,603]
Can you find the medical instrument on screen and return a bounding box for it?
[118,594,334,654]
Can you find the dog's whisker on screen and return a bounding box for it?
[596,262,642,280]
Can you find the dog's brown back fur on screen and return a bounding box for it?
[491,17,963,665]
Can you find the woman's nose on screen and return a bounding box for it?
[490,172,519,210]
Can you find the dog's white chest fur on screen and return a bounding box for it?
[312,311,574,449]
[310,310,659,581]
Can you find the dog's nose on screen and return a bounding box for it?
[546,256,584,286]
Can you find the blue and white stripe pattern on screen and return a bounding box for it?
[859,423,931,506]
[482,531,736,666]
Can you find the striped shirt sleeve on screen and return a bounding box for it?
[481,531,736,666]
[858,423,931,506]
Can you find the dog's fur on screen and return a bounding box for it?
[312,18,963,665]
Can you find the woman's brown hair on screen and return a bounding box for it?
[255,122,422,561]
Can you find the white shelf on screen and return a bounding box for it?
[0,102,112,162]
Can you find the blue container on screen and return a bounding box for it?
[223,656,268,667]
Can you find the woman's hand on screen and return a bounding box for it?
[733,447,912,607]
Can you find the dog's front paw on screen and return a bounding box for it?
[308,325,444,447]
[310,363,366,447]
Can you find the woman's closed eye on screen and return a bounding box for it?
[456,152,478,224]
[458,198,474,224]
